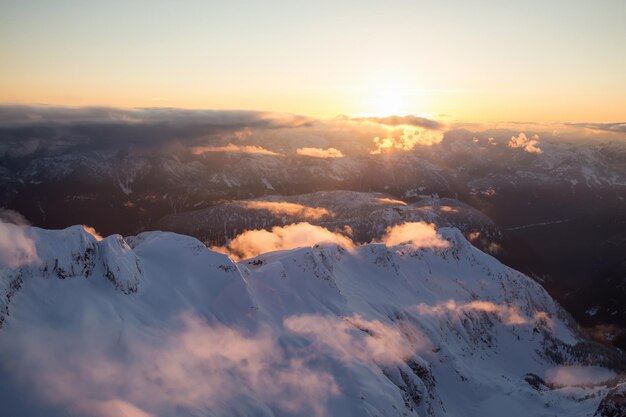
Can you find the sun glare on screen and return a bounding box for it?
[374,88,408,116]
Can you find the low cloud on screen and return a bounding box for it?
[0,209,30,226]
[214,222,354,260]
[0,220,39,268]
[0,313,340,417]
[375,197,407,206]
[544,365,616,387]
[192,143,280,156]
[508,133,542,153]
[379,222,449,249]
[296,147,345,159]
[215,221,451,260]
[285,314,431,365]
[81,225,103,241]
[240,201,332,220]
[416,299,554,328]
[371,127,444,154]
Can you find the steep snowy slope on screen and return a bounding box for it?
[0,223,623,417]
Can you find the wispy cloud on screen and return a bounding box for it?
[0,219,39,268]
[240,201,331,220]
[0,312,340,417]
[296,147,344,158]
[81,225,103,241]
[544,365,615,387]
[564,122,626,133]
[375,197,407,206]
[192,143,280,155]
[415,299,554,328]
[284,313,431,365]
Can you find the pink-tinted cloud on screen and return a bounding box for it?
[0,313,340,417]
[375,197,407,206]
[508,133,542,153]
[415,299,553,328]
[370,127,443,154]
[81,225,103,241]
[192,143,280,155]
[544,365,615,387]
[214,222,354,260]
[379,222,449,249]
[0,220,39,268]
[240,201,332,220]
[284,314,431,365]
[296,147,345,159]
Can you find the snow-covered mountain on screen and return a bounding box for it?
[157,191,501,252]
[1,222,623,417]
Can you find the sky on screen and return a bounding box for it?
[1,0,625,122]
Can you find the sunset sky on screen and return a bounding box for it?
[1,0,625,122]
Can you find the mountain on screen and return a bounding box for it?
[156,191,502,253]
[1,113,625,349]
[1,222,623,417]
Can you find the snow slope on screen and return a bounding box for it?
[0,223,623,417]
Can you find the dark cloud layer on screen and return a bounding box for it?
[0,106,313,155]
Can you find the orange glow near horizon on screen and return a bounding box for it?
[1,1,625,123]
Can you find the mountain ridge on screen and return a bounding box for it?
[0,222,623,416]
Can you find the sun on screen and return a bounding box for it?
[369,87,410,117]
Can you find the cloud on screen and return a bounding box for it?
[379,222,449,249]
[0,208,30,226]
[370,127,444,154]
[508,132,542,153]
[0,220,39,268]
[544,365,616,387]
[0,312,340,417]
[0,105,314,128]
[564,122,626,133]
[81,225,103,241]
[284,314,431,365]
[438,205,458,213]
[240,201,332,220]
[0,105,311,156]
[296,147,345,159]
[415,299,554,328]
[353,115,443,130]
[191,143,280,155]
[375,197,407,206]
[214,222,354,260]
